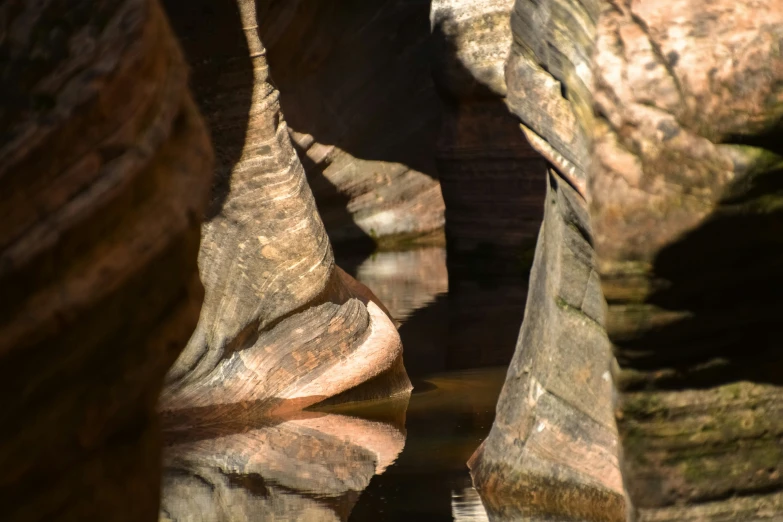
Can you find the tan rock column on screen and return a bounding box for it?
[159,0,411,416]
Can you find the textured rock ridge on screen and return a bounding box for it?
[591,1,783,520]
[0,0,213,520]
[430,0,548,272]
[469,173,625,521]
[160,0,411,414]
[474,0,783,519]
[468,0,624,518]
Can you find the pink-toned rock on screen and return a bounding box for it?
[591,2,783,520]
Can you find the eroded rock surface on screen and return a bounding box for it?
[469,173,625,521]
[476,0,783,520]
[160,0,411,414]
[0,0,213,519]
[591,2,783,520]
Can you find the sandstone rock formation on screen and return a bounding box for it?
[430,0,547,272]
[203,0,443,249]
[472,0,783,520]
[160,405,406,522]
[160,0,411,414]
[469,173,625,521]
[592,2,783,520]
[0,0,213,520]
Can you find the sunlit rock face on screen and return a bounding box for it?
[467,0,625,519]
[0,0,213,520]
[160,0,411,413]
[473,0,783,519]
[592,2,783,520]
[469,173,625,522]
[160,403,407,522]
[256,0,446,247]
[430,0,547,273]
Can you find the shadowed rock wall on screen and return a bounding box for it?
[0,0,213,520]
[261,0,446,248]
[430,0,547,273]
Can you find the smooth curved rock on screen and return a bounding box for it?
[469,173,625,521]
[0,0,213,520]
[160,0,411,414]
[430,0,547,272]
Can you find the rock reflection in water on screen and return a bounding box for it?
[353,247,449,325]
[348,246,527,376]
[160,400,407,522]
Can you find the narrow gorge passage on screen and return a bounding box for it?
[5,0,782,521]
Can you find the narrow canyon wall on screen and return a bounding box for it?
[474,0,783,520]
[260,0,446,248]
[592,1,783,520]
[468,0,625,519]
[160,0,411,417]
[469,171,625,521]
[0,0,213,520]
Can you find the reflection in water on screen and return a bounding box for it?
[160,402,408,521]
[350,246,527,377]
[161,245,529,521]
[160,368,505,521]
[452,487,490,521]
[355,247,449,325]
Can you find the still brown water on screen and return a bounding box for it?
[160,246,528,521]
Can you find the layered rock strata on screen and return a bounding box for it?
[591,1,783,520]
[469,172,625,521]
[0,0,213,520]
[474,0,783,520]
[261,0,446,247]
[430,0,547,272]
[160,0,411,415]
[468,1,624,518]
